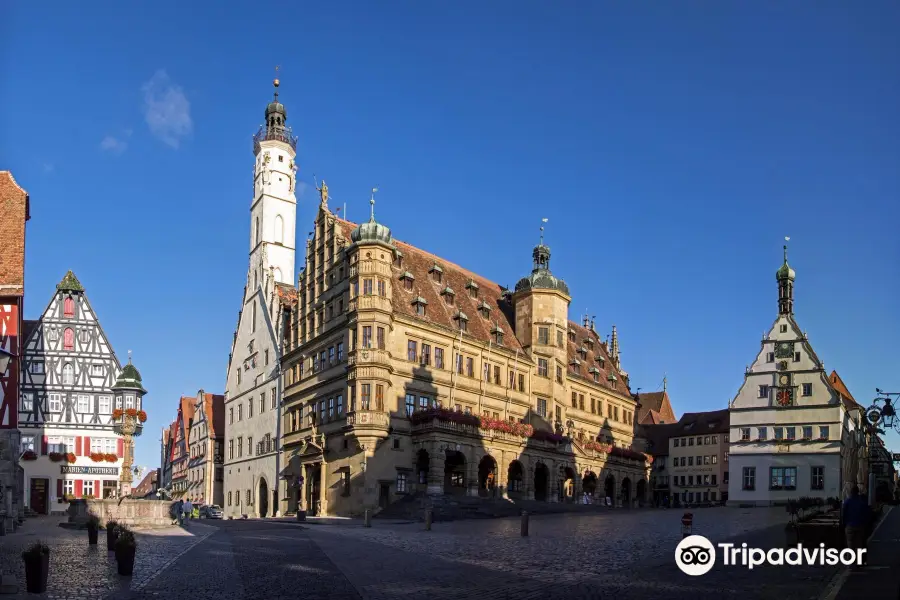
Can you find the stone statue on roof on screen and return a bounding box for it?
[317,180,329,207]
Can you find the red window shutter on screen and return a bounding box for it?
[57,479,63,497]
[75,436,82,456]
[117,439,124,458]
[41,436,48,455]
[75,480,83,498]
[95,480,101,498]
[84,437,91,456]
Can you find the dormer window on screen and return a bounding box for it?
[568,331,576,342]
[454,311,468,332]
[440,286,455,306]
[478,300,491,319]
[596,356,605,368]
[465,279,479,298]
[579,346,588,359]
[589,366,600,383]
[429,263,443,283]
[491,324,504,345]
[399,271,414,291]
[584,338,593,349]
[607,372,617,383]
[393,250,403,268]
[412,296,427,317]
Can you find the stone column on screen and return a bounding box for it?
[466,447,479,497]
[498,454,509,499]
[427,443,445,496]
[549,461,559,503]
[319,461,328,516]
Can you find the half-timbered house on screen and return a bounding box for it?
[18,271,128,513]
[187,389,225,506]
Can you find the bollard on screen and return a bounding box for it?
[425,509,433,531]
[364,509,371,528]
[521,510,529,537]
[681,512,693,539]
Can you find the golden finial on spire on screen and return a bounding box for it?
[274,65,281,88]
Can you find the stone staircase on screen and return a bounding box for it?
[375,492,618,522]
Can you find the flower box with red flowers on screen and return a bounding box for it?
[112,409,124,419]
[125,408,138,418]
[137,410,148,423]
[21,450,38,461]
[65,452,76,463]
[48,452,65,462]
[104,453,118,462]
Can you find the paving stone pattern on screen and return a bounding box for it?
[0,517,214,599]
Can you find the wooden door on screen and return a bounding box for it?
[378,483,390,509]
[30,478,48,514]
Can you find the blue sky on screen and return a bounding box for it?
[2,1,898,471]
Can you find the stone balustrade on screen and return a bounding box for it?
[67,498,175,529]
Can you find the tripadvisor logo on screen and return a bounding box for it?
[675,535,865,576]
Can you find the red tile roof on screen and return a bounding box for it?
[0,171,29,295]
[200,391,225,438]
[637,391,677,424]
[276,283,298,308]
[330,215,631,397]
[829,370,860,411]
[179,396,196,442]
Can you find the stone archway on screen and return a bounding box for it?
[582,471,598,500]
[621,477,632,507]
[258,477,270,518]
[444,451,466,494]
[416,449,430,486]
[478,455,498,498]
[534,462,550,502]
[604,473,615,504]
[636,479,647,507]
[507,460,525,497]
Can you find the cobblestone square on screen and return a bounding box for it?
[82,507,845,600]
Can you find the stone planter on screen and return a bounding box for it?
[106,526,119,550]
[115,546,136,576]
[23,552,49,593]
[87,525,99,545]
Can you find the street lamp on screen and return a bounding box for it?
[866,390,900,433]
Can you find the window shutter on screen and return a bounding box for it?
[75,436,82,456]
[84,437,91,456]
[41,436,48,455]
[95,480,101,498]
[117,439,124,458]
[57,479,63,497]
[75,480,83,498]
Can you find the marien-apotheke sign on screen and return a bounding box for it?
[60,466,119,476]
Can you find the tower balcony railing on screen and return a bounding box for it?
[347,348,391,368]
[253,125,298,153]
[348,295,392,313]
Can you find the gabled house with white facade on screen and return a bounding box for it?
[727,245,868,506]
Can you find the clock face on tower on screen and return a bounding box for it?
[778,374,790,386]
[775,341,794,359]
[776,388,793,407]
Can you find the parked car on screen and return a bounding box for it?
[202,505,223,519]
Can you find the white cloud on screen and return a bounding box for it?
[100,135,128,154]
[141,70,192,148]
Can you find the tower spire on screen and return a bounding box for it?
[776,236,796,315]
[610,325,620,366]
[369,187,378,222]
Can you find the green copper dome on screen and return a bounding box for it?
[515,244,570,295]
[776,243,795,281]
[351,196,393,247]
[112,360,147,393]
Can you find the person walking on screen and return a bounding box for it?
[183,499,193,526]
[176,499,184,526]
[842,485,869,569]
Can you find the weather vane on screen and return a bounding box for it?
[540,217,548,245]
[370,187,379,220]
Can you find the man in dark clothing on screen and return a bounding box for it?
[843,485,869,568]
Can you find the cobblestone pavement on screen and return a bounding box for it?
[0,516,215,599]
[120,506,839,600]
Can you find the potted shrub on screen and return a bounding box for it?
[114,527,137,576]
[87,514,100,544]
[21,541,50,593]
[106,520,120,550]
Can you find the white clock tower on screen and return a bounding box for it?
[250,76,297,290]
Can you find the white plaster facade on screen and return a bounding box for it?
[727,252,867,506]
[222,87,296,518]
